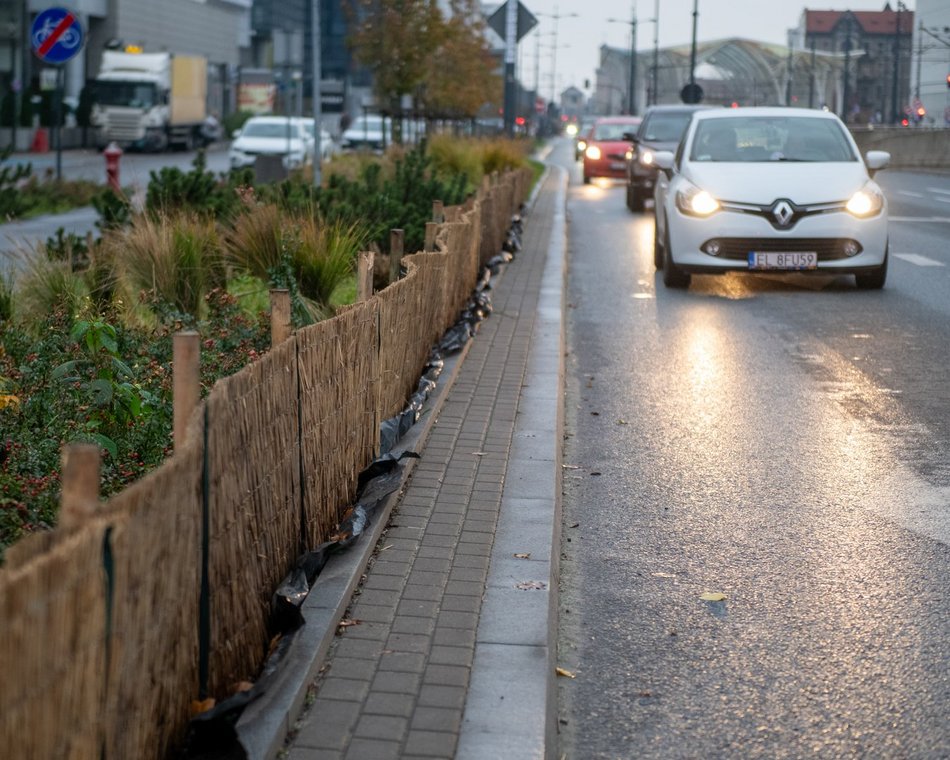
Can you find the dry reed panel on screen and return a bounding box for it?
[0,522,108,759]
[377,264,441,422]
[100,442,203,760]
[440,207,481,325]
[403,249,450,353]
[297,303,378,549]
[205,336,301,698]
[478,188,497,267]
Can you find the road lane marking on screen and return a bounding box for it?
[898,190,925,198]
[894,253,945,267]
[890,216,950,223]
[927,186,950,195]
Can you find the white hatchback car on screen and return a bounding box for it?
[653,107,890,289]
[229,116,311,170]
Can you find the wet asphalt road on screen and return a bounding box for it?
[555,138,950,758]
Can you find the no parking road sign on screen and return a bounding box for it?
[31,7,85,65]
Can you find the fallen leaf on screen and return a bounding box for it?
[190,698,216,716]
[514,553,531,559]
[516,581,547,590]
[561,464,580,470]
[591,411,600,416]
[471,451,488,456]
[616,419,628,425]
[556,667,576,679]
[569,522,579,528]
[700,592,727,602]
[338,618,362,628]
[590,471,601,476]
[651,572,676,578]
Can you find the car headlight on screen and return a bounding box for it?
[566,124,578,136]
[578,139,588,151]
[585,145,602,160]
[675,181,721,217]
[639,148,655,166]
[845,183,884,218]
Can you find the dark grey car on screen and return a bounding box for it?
[624,104,716,212]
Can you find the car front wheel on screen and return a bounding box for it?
[627,183,644,212]
[855,246,888,290]
[653,217,664,269]
[661,221,690,288]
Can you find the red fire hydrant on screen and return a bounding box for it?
[104,142,123,193]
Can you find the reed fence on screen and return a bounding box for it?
[0,167,531,759]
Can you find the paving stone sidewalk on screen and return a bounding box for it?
[283,167,564,760]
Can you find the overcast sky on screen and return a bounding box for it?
[515,0,912,97]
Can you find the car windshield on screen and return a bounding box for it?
[242,122,298,139]
[592,122,637,141]
[95,81,158,109]
[641,112,694,142]
[689,116,857,163]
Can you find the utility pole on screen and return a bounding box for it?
[311,0,321,187]
[842,14,852,122]
[628,3,637,116]
[689,0,699,88]
[651,0,659,106]
[915,20,923,100]
[607,5,638,115]
[503,0,517,135]
[891,1,904,124]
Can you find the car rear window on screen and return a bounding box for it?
[640,112,693,142]
[689,116,857,162]
[593,122,638,141]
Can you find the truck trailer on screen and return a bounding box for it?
[91,51,209,151]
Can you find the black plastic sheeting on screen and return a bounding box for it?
[180,211,524,759]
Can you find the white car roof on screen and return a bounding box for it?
[690,107,842,123]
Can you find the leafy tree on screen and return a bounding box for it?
[347,0,442,143]
[423,0,501,121]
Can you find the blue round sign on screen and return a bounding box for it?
[31,7,84,65]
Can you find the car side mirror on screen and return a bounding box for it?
[654,150,675,177]
[865,150,890,176]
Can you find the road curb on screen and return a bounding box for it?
[456,163,568,760]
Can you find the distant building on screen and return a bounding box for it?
[559,86,585,120]
[797,4,915,124]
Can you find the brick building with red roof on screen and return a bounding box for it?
[798,3,914,124]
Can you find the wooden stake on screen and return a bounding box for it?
[390,229,404,284]
[59,443,100,530]
[173,331,200,453]
[270,288,292,347]
[424,222,438,252]
[432,200,444,224]
[357,251,374,301]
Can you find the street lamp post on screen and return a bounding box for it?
[536,7,579,105]
[650,0,660,105]
[608,5,638,116]
[891,1,907,124]
[689,0,699,88]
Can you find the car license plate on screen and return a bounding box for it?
[747,252,818,270]
[610,161,626,170]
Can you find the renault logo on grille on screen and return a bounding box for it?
[771,200,795,228]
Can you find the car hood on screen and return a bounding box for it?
[233,136,305,153]
[684,161,870,205]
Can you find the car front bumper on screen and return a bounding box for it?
[666,207,888,274]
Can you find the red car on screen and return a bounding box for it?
[582,116,642,184]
